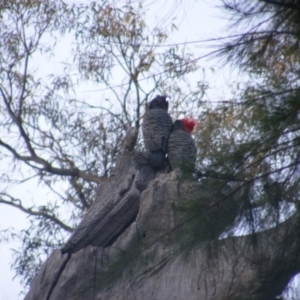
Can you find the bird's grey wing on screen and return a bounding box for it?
[142,109,173,152]
[167,130,197,171]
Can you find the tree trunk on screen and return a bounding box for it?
[25,129,300,300]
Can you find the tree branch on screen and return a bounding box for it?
[262,0,300,10]
[0,194,73,233]
[0,139,105,184]
[0,86,37,157]
[69,177,90,210]
[17,51,29,118]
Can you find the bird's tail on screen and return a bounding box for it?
[148,150,166,170]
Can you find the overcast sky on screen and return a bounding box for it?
[0,1,238,299]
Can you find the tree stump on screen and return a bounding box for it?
[25,129,300,300]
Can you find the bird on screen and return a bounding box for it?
[142,95,173,169]
[167,118,197,176]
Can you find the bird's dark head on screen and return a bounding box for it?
[148,95,169,111]
[173,119,184,131]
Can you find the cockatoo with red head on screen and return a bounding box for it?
[167,117,198,175]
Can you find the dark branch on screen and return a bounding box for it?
[0,194,73,233]
[0,139,105,184]
[262,0,300,10]
[18,51,30,118]
[70,177,90,210]
[0,86,37,157]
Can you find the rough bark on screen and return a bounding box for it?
[60,127,155,254]
[25,129,300,300]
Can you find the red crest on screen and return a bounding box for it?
[181,117,198,134]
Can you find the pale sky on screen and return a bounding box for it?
[2,1,297,299]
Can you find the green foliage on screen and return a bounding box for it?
[183,0,300,261]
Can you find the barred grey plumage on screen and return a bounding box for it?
[142,95,173,169]
[167,119,197,175]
